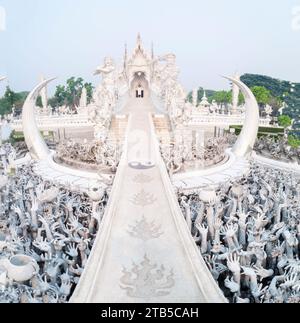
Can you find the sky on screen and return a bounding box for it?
[0,0,299,95]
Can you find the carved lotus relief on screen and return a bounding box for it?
[128,216,163,241]
[130,189,157,207]
[120,255,175,299]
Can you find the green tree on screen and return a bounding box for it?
[0,97,11,115]
[288,135,300,148]
[238,93,245,106]
[53,85,67,107]
[65,77,84,108]
[268,96,283,116]
[36,96,43,108]
[52,77,94,109]
[84,82,94,104]
[48,97,59,109]
[278,115,292,128]
[250,86,271,107]
[4,86,18,107]
[0,87,29,116]
[212,91,232,107]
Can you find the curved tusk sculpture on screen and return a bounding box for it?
[22,78,56,160]
[0,76,6,83]
[223,76,260,158]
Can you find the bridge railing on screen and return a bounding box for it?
[69,114,133,302]
[3,114,93,131]
[189,113,271,127]
[148,113,228,303]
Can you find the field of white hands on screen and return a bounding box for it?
[0,141,299,303]
[0,144,110,303]
[178,163,300,303]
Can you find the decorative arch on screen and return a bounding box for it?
[130,72,149,98]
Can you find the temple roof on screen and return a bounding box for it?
[127,34,151,67]
[200,91,210,106]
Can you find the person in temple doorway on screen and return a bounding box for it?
[136,84,144,98]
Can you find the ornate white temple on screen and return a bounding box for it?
[0,35,298,305]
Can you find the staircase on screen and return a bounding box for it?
[107,115,128,144]
[152,114,172,144]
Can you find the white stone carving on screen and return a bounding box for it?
[178,162,300,303]
[79,87,87,108]
[128,216,163,241]
[224,76,260,157]
[22,78,56,160]
[120,255,175,298]
[131,189,157,207]
[232,72,240,114]
[0,255,39,283]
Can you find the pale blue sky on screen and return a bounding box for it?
[0,0,299,95]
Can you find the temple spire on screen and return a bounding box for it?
[124,43,128,65]
[151,42,154,59]
[200,89,210,107]
[124,43,128,59]
[136,33,142,49]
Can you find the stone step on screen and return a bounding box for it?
[107,116,129,143]
[152,115,172,145]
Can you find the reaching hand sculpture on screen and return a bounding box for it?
[178,161,300,303]
[56,139,122,173]
[0,145,111,303]
[255,136,300,164]
[160,136,231,175]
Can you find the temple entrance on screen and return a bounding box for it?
[136,85,144,98]
[130,72,149,98]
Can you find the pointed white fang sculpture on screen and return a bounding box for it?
[224,76,260,157]
[22,78,56,160]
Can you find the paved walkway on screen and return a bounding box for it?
[71,98,226,303]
